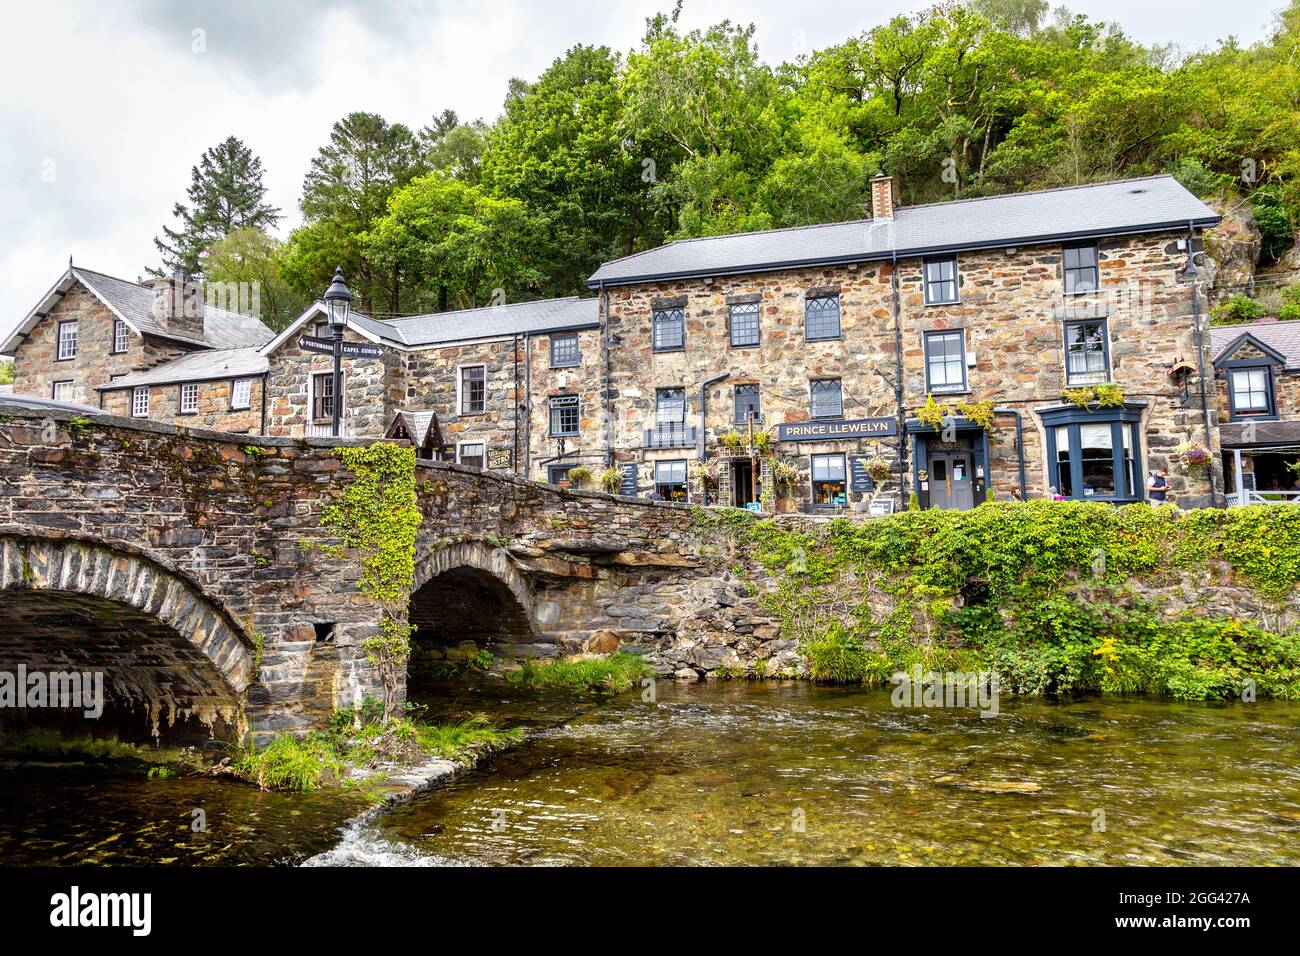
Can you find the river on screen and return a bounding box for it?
[4,680,1299,866]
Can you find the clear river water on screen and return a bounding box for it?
[3,680,1299,866]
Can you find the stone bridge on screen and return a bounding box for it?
[0,400,779,742]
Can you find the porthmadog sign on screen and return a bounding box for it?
[777,417,897,442]
[298,335,385,360]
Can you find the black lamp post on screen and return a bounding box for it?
[323,267,353,438]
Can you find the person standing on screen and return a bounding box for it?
[1146,469,1169,502]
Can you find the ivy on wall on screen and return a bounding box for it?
[695,501,1300,699]
[319,444,421,721]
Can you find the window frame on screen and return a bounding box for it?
[1062,242,1100,295]
[311,371,340,422]
[1042,405,1143,503]
[728,301,761,349]
[111,319,130,355]
[56,320,78,361]
[1226,365,1277,419]
[809,378,844,421]
[1063,317,1111,386]
[549,394,580,437]
[923,329,968,394]
[456,441,486,469]
[652,308,686,352]
[923,256,959,305]
[230,378,252,411]
[179,382,199,415]
[653,459,689,502]
[655,387,686,427]
[51,380,74,402]
[547,464,575,485]
[733,383,761,426]
[810,453,848,509]
[804,294,841,341]
[131,386,150,418]
[458,364,487,415]
[550,333,580,368]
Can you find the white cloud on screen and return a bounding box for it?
[0,0,1282,344]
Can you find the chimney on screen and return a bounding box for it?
[150,270,205,340]
[871,173,896,220]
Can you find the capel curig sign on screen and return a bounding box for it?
[777,417,898,442]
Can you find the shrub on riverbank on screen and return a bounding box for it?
[505,652,651,693]
[233,705,521,792]
[695,501,1300,699]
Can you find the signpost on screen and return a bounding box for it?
[618,462,638,497]
[298,335,385,361]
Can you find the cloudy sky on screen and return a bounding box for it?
[0,0,1286,340]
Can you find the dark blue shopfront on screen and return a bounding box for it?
[1040,403,1146,503]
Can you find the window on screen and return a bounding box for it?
[1064,319,1109,385]
[231,378,252,410]
[312,372,336,421]
[805,295,841,340]
[1063,243,1099,294]
[109,373,127,382]
[112,320,129,354]
[51,381,73,402]
[551,333,580,367]
[459,365,485,414]
[56,320,77,360]
[924,330,967,393]
[653,308,685,351]
[549,395,580,436]
[924,257,959,304]
[810,378,843,420]
[457,442,486,469]
[548,464,575,485]
[811,454,847,508]
[131,386,149,418]
[1044,407,1143,502]
[734,384,761,425]
[656,388,686,427]
[1229,368,1273,417]
[315,321,330,338]
[179,382,199,414]
[654,459,688,501]
[729,302,760,348]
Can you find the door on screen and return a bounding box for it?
[732,460,756,507]
[928,452,975,510]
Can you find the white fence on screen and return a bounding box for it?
[1226,488,1300,507]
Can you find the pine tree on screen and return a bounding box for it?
[152,136,281,276]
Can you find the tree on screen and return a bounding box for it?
[293,112,425,315]
[368,174,545,311]
[152,136,280,276]
[200,227,308,331]
[0,359,12,386]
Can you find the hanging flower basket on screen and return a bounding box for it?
[1179,442,1210,476]
[865,457,893,483]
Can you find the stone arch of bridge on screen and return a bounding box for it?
[0,535,254,743]
[408,541,543,676]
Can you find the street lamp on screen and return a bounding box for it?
[323,267,353,438]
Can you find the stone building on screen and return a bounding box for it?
[1,265,273,433]
[5,174,1229,511]
[589,174,1224,510]
[1211,317,1300,501]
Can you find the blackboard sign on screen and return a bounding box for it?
[618,462,638,497]
[849,455,875,493]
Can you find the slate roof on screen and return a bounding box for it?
[587,175,1220,287]
[382,297,599,347]
[1220,419,1300,449]
[1211,319,1300,370]
[96,347,268,390]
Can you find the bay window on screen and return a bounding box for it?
[1043,405,1143,502]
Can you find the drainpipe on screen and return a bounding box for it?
[994,407,1026,500]
[700,371,731,506]
[523,333,532,478]
[1186,220,1220,507]
[890,251,907,510]
[512,333,520,476]
[600,281,612,467]
[259,371,269,436]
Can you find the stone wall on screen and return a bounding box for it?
[100,376,264,434]
[264,327,400,439]
[525,327,606,482]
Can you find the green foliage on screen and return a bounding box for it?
[1061,384,1124,407]
[957,399,995,430]
[0,359,12,386]
[506,651,652,693]
[201,227,308,331]
[565,466,594,486]
[599,467,623,494]
[701,500,1300,699]
[917,394,947,431]
[319,444,420,722]
[1211,294,1267,326]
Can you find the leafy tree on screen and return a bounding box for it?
[292,112,425,315]
[368,174,544,312]
[200,227,308,331]
[0,359,12,386]
[152,136,280,276]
